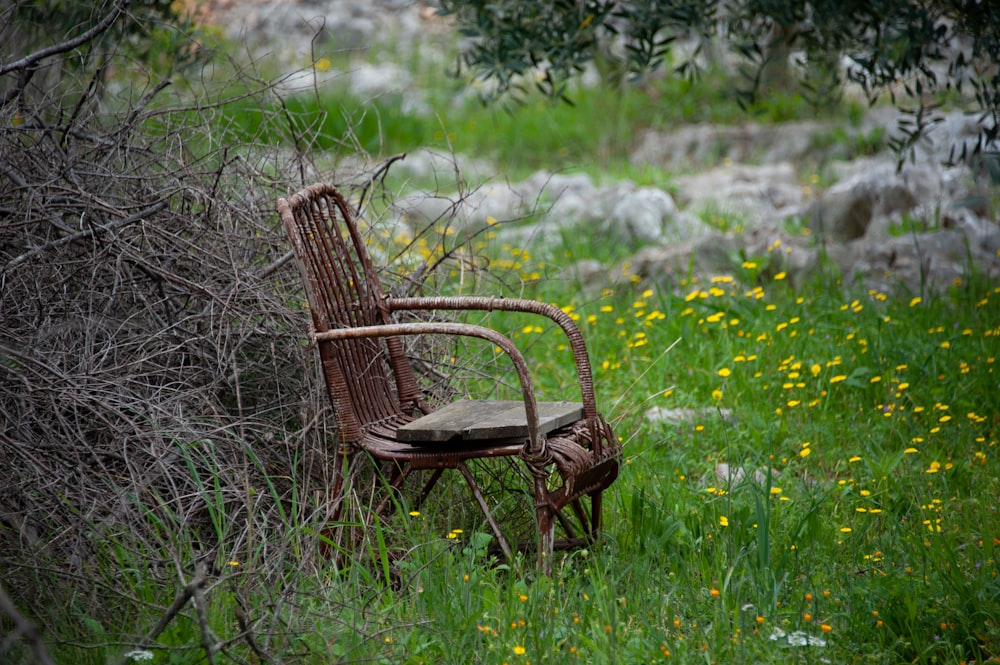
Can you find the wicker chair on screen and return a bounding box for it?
[278,183,621,573]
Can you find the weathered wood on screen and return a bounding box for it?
[397,400,584,443]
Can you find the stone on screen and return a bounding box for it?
[631,119,836,169]
[348,61,412,99]
[806,187,876,241]
[393,192,462,228]
[806,165,920,242]
[940,206,1000,255]
[559,259,608,289]
[392,149,495,185]
[741,222,820,286]
[715,462,780,486]
[607,186,681,243]
[839,228,1000,296]
[673,161,805,226]
[516,171,600,224]
[645,407,736,425]
[624,232,742,289]
[393,181,531,239]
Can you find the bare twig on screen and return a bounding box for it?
[0,2,496,658]
[0,0,130,77]
[131,565,206,660]
[358,152,407,210]
[190,563,218,665]
[0,583,57,665]
[1,199,169,274]
[0,157,29,188]
[123,79,173,130]
[231,585,274,664]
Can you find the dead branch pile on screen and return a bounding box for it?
[0,14,349,636]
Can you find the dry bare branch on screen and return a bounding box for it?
[0,0,129,77]
[0,583,57,665]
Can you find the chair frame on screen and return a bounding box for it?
[279,183,621,573]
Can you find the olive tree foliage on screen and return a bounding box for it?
[436,0,1000,162]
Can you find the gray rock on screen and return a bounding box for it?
[607,186,681,243]
[393,192,462,227]
[208,0,433,64]
[941,207,1000,255]
[624,232,742,289]
[741,222,819,286]
[515,171,600,223]
[348,61,411,98]
[546,190,598,225]
[325,16,379,51]
[393,149,495,185]
[558,258,613,291]
[806,166,920,242]
[714,462,779,486]
[674,162,805,225]
[463,183,531,228]
[522,170,596,199]
[645,407,736,425]
[392,181,530,237]
[632,120,837,170]
[838,229,1000,295]
[806,187,878,242]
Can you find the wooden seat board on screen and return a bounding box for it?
[397,399,583,443]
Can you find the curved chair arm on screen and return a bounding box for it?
[386,296,599,420]
[312,322,548,459]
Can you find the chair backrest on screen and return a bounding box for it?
[278,184,421,444]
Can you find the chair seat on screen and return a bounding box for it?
[362,431,524,469]
[396,399,584,443]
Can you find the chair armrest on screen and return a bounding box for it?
[311,322,548,457]
[386,296,600,420]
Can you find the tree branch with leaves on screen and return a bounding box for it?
[436,0,1000,161]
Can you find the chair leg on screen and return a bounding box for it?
[534,478,555,575]
[320,449,354,562]
[590,491,603,540]
[570,499,592,540]
[374,462,415,516]
[555,507,579,542]
[458,462,514,562]
[415,468,445,510]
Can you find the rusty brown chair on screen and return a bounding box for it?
[278,183,621,573]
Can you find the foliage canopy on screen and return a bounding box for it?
[436,0,1000,161]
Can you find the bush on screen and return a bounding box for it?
[0,4,366,659]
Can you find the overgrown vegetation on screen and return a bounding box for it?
[2,3,998,665]
[0,2,392,661]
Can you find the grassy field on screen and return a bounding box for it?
[51,220,999,665]
[299,228,999,665]
[23,33,1000,665]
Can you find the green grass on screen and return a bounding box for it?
[37,228,998,665]
[325,241,1000,665]
[383,257,997,665]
